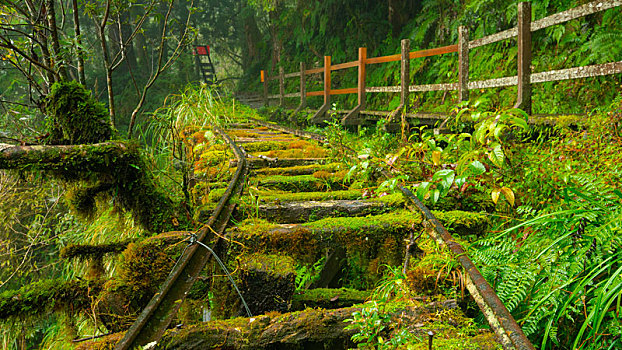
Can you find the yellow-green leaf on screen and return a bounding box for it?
[500,187,515,207]
[432,151,441,166]
[491,189,500,204]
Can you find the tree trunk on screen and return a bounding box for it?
[72,0,86,84]
[95,0,116,128]
[243,9,261,70]
[45,0,68,80]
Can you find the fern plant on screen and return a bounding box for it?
[470,174,622,349]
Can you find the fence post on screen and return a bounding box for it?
[261,70,268,107]
[515,1,532,114]
[311,56,332,123]
[400,39,410,114]
[291,62,306,122]
[358,47,367,111]
[279,66,285,107]
[343,47,367,126]
[323,56,331,106]
[299,62,306,109]
[458,26,469,102]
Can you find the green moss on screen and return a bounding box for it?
[291,288,371,310]
[60,241,129,261]
[238,253,296,277]
[253,140,327,159]
[304,209,420,233]
[257,189,363,203]
[368,193,406,208]
[0,141,189,233]
[257,174,347,192]
[242,140,289,152]
[0,279,102,320]
[431,210,490,236]
[254,163,341,176]
[118,232,186,296]
[44,80,113,145]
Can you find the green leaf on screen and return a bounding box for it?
[493,124,508,140]
[432,150,441,166]
[500,187,515,207]
[491,189,500,204]
[489,144,505,167]
[432,189,440,203]
[432,169,453,181]
[468,160,486,176]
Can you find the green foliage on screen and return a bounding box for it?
[294,257,325,291]
[470,178,622,349]
[43,81,112,145]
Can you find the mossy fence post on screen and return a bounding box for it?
[279,66,285,107]
[458,26,469,102]
[515,1,532,114]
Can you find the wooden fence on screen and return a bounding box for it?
[260,0,622,126]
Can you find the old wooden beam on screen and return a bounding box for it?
[329,88,357,95]
[254,199,387,224]
[409,82,459,92]
[305,67,324,75]
[458,26,470,102]
[283,71,300,79]
[515,2,532,114]
[331,61,358,71]
[469,27,518,49]
[531,0,622,32]
[367,86,401,93]
[156,302,464,350]
[468,76,518,90]
[531,61,622,84]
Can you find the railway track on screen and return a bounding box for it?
[115,117,534,349]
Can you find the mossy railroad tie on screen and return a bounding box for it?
[255,199,388,224]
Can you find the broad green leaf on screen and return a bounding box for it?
[489,144,505,167]
[432,169,453,181]
[440,171,455,190]
[432,189,440,203]
[468,160,486,176]
[416,182,430,200]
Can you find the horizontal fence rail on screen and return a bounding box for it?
[259,0,622,126]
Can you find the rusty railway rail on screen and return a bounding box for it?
[251,118,535,350]
[114,126,249,349]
